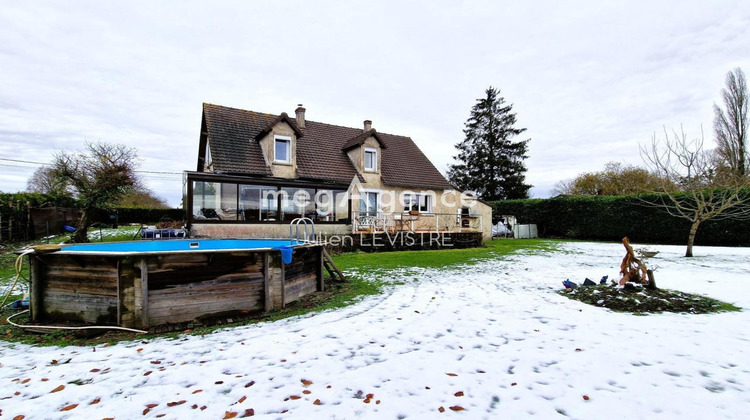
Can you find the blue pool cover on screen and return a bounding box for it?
[61,239,300,264]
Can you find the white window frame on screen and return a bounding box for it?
[358,189,380,217]
[274,135,292,164]
[403,193,433,214]
[364,147,378,172]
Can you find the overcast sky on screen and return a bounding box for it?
[1,1,749,206]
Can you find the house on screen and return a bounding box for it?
[185,103,492,242]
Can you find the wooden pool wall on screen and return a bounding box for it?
[29,245,324,329]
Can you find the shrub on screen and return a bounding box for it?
[491,193,750,246]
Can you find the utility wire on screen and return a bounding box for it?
[0,158,182,175]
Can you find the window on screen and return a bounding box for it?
[192,181,218,220]
[274,135,291,163]
[403,193,432,214]
[204,141,212,169]
[240,185,278,222]
[359,191,379,217]
[280,187,315,221]
[364,147,377,172]
[191,181,239,220]
[189,179,353,224]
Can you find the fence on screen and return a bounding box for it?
[351,211,483,234]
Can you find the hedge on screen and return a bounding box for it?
[111,208,185,225]
[490,194,750,247]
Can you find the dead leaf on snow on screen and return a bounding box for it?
[313,399,321,405]
[90,398,101,405]
[454,391,464,397]
[223,411,238,419]
[289,395,301,400]
[445,373,458,377]
[50,385,65,393]
[438,406,445,413]
[240,408,255,417]
[449,405,465,411]
[59,404,78,412]
[167,400,186,407]
[237,396,247,403]
[192,389,203,394]
[301,379,313,386]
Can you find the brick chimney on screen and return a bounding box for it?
[295,104,306,129]
[363,120,372,132]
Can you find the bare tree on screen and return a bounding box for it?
[26,166,73,196]
[714,67,748,177]
[52,142,139,242]
[640,126,750,257]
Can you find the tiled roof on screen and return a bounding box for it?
[254,112,304,140]
[341,129,387,151]
[202,103,454,190]
[203,104,274,176]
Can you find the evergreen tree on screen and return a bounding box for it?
[448,86,531,200]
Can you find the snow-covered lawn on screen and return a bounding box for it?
[2,241,749,419]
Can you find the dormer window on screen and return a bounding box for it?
[364,147,377,172]
[274,135,292,164]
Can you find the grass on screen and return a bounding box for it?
[334,238,558,274]
[0,237,554,347]
[559,284,741,314]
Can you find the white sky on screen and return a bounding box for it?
[1,1,749,206]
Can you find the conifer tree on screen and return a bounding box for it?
[448,86,531,200]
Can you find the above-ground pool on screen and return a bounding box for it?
[28,239,324,330]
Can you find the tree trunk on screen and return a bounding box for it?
[73,209,91,243]
[685,219,701,257]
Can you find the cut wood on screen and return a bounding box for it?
[619,237,653,288]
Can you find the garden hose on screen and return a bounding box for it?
[6,310,148,334]
[0,249,34,309]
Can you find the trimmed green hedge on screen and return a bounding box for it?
[112,208,185,225]
[491,194,750,246]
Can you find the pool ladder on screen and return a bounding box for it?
[289,217,316,244]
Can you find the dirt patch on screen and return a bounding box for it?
[558,284,740,314]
